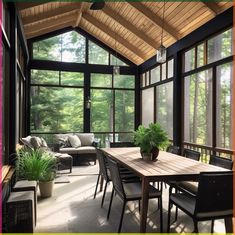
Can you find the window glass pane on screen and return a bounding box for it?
[115,90,135,132]
[88,41,109,65]
[197,43,205,68]
[184,69,212,145]
[31,69,59,85]
[91,73,112,88]
[141,88,154,127]
[118,133,134,143]
[161,63,166,80]
[30,87,84,132]
[208,29,232,64]
[61,72,84,86]
[141,73,145,88]
[151,66,160,84]
[156,82,173,139]
[184,48,195,72]
[110,55,128,66]
[113,75,135,89]
[90,89,113,132]
[216,62,233,149]
[167,59,174,78]
[146,71,150,86]
[33,31,86,63]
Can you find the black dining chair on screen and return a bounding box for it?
[94,149,140,207]
[166,145,181,155]
[167,171,233,233]
[106,157,163,233]
[183,148,200,161]
[110,142,136,148]
[209,155,233,170]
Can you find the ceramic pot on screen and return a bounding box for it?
[39,180,54,198]
[151,147,159,161]
[141,151,152,161]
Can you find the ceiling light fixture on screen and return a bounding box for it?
[156,0,166,63]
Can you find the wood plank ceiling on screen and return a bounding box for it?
[18,1,233,65]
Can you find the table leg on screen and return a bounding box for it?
[140,177,149,233]
[224,217,233,233]
[99,176,104,192]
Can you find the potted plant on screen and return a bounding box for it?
[134,123,169,161]
[16,148,57,197]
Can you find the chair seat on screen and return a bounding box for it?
[124,182,161,200]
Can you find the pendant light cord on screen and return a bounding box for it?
[161,0,166,46]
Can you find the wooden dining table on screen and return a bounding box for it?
[101,147,232,233]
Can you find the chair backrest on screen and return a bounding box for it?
[209,155,233,170]
[106,157,125,199]
[166,145,180,155]
[110,142,135,148]
[195,171,233,216]
[183,149,200,161]
[96,149,110,181]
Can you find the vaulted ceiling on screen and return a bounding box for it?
[17,1,233,65]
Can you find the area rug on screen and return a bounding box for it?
[54,175,70,184]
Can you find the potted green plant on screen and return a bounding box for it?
[134,123,169,161]
[16,148,57,197]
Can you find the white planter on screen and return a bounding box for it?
[39,180,54,198]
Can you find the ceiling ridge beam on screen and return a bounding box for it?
[74,2,84,27]
[102,5,159,50]
[26,21,73,39]
[17,2,50,11]
[22,3,81,25]
[201,1,221,16]
[128,2,180,41]
[24,13,76,35]
[82,13,146,61]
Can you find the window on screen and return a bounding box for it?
[61,72,84,86]
[167,59,174,78]
[197,43,205,68]
[184,70,212,145]
[151,66,160,84]
[156,82,173,139]
[30,87,84,132]
[88,41,109,65]
[91,73,112,88]
[184,48,195,72]
[31,70,59,85]
[208,28,232,64]
[216,62,233,149]
[113,75,135,89]
[33,31,86,63]
[110,55,128,66]
[141,88,154,127]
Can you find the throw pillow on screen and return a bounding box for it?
[21,136,33,149]
[40,137,48,147]
[30,136,42,149]
[68,135,81,148]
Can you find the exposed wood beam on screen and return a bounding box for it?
[22,3,80,25]
[82,13,146,61]
[128,2,180,41]
[102,5,159,49]
[24,14,76,35]
[74,2,83,27]
[26,21,73,39]
[201,2,221,16]
[16,2,50,11]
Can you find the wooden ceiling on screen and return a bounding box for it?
[17,1,233,65]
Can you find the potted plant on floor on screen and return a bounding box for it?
[134,123,169,161]
[16,148,57,197]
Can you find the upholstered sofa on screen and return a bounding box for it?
[54,133,98,166]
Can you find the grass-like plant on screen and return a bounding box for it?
[134,123,169,154]
[16,148,57,182]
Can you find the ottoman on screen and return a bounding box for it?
[55,153,73,173]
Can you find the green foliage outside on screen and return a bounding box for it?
[134,123,169,154]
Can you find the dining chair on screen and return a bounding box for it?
[167,171,233,233]
[166,145,181,155]
[106,157,163,233]
[110,142,135,147]
[209,155,233,170]
[183,148,200,161]
[93,149,140,207]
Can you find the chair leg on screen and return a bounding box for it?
[174,207,178,223]
[159,197,163,233]
[101,181,108,207]
[107,188,114,220]
[138,200,141,212]
[211,220,214,233]
[193,219,198,233]
[93,174,100,199]
[167,200,172,233]
[118,201,126,233]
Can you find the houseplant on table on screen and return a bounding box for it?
[16,148,57,197]
[134,123,169,161]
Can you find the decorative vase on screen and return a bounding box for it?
[39,180,54,198]
[151,147,159,161]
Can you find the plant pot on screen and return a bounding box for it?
[141,151,152,161]
[151,147,159,161]
[39,180,54,198]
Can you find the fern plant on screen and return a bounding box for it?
[134,123,169,154]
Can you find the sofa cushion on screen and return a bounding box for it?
[40,137,48,147]
[30,136,42,149]
[68,135,81,148]
[21,136,33,149]
[75,133,94,146]
[54,134,72,147]
[59,146,96,155]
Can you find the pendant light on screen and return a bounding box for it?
[156,0,166,63]
[113,16,120,75]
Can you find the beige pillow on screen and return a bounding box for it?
[21,136,33,149]
[68,135,81,148]
[30,136,42,149]
[40,137,48,147]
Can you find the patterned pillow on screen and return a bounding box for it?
[68,135,81,148]
[30,136,42,149]
[21,136,33,149]
[40,137,48,147]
